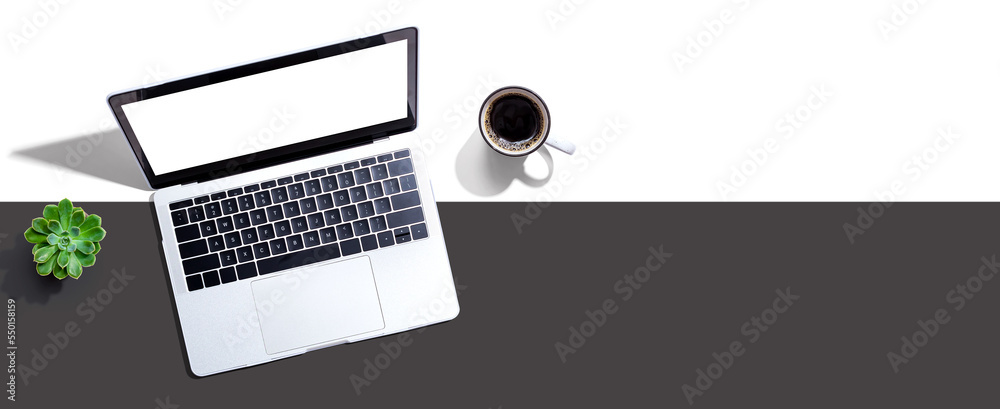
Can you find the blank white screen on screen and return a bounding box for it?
[122,40,409,175]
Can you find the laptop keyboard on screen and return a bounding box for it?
[167,149,428,292]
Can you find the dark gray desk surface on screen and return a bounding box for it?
[0,203,998,408]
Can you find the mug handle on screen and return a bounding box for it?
[545,137,576,155]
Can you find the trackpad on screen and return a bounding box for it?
[251,256,385,355]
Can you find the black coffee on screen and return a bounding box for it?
[489,94,540,143]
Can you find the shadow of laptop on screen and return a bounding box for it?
[11,128,150,191]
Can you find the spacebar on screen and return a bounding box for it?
[256,242,341,275]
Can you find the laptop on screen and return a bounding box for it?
[106,27,460,376]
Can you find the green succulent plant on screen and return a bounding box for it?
[23,199,106,280]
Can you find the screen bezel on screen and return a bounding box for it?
[107,27,417,190]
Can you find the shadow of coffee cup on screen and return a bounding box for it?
[456,129,554,196]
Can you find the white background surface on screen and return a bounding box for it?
[2,0,998,202]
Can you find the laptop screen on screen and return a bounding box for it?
[108,28,417,189]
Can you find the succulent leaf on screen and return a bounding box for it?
[73,240,95,254]
[31,218,52,235]
[52,263,68,280]
[47,220,65,235]
[70,209,86,227]
[76,251,96,267]
[67,253,83,279]
[69,226,81,237]
[93,242,101,255]
[46,233,59,245]
[57,249,70,268]
[43,205,60,222]
[67,243,77,252]
[34,246,56,263]
[37,256,56,276]
[77,227,106,242]
[24,227,49,244]
[79,214,101,232]
[31,243,42,255]
[58,199,73,228]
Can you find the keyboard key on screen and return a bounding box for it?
[183,253,219,275]
[352,220,371,235]
[269,239,287,255]
[390,190,421,210]
[227,188,243,197]
[344,161,360,170]
[394,150,410,159]
[340,238,362,256]
[327,165,343,173]
[211,192,227,201]
[333,190,351,206]
[324,210,342,226]
[369,216,387,232]
[383,178,401,195]
[336,223,354,240]
[361,234,379,251]
[271,186,289,203]
[288,183,305,200]
[253,243,270,259]
[179,239,208,259]
[217,216,235,233]
[188,206,205,223]
[350,186,367,203]
[244,184,260,193]
[200,220,217,237]
[175,224,200,243]
[372,164,389,180]
[358,201,375,218]
[186,275,203,291]
[250,209,268,226]
[341,205,359,222]
[241,228,259,244]
[411,222,428,240]
[387,158,413,177]
[236,263,257,279]
[304,179,322,196]
[254,191,272,207]
[387,207,424,228]
[337,172,355,188]
[307,213,325,230]
[319,227,337,244]
[291,217,308,233]
[203,270,221,288]
[219,266,237,283]
[224,232,242,249]
[257,224,275,241]
[220,250,238,266]
[361,157,377,166]
[377,231,395,247]
[303,231,320,247]
[256,242,341,275]
[221,198,238,215]
[277,177,293,185]
[374,198,392,214]
[311,169,326,178]
[237,195,255,211]
[377,154,393,163]
[207,235,226,252]
[299,197,317,214]
[233,212,251,229]
[170,199,193,210]
[394,226,412,244]
[399,174,417,191]
[321,176,338,192]
[204,202,222,219]
[236,246,254,263]
[275,220,292,237]
[282,201,301,218]
[366,182,384,199]
[286,234,304,251]
[260,180,277,189]
[194,195,210,204]
[294,173,309,182]
[355,168,373,184]
[266,205,284,222]
[316,193,335,211]
[171,210,188,226]
[219,267,237,283]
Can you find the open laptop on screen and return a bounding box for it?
[107,27,459,377]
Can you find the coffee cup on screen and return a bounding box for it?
[478,86,576,157]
